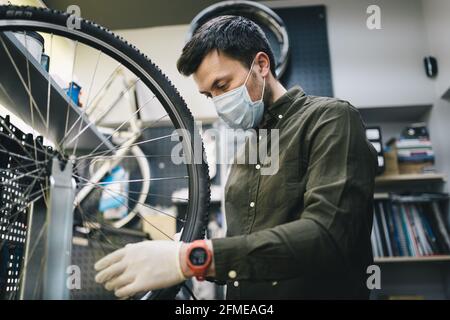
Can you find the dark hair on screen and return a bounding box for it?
[177,15,276,77]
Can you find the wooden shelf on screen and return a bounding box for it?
[358,104,432,123]
[375,255,450,263]
[375,173,446,185]
[373,192,390,200]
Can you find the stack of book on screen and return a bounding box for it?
[396,139,435,174]
[371,194,450,258]
[395,123,435,174]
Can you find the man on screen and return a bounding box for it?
[95,15,378,299]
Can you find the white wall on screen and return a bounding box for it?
[263,0,435,108]
[422,0,450,191]
[422,0,450,99]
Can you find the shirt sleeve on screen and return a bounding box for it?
[211,101,377,282]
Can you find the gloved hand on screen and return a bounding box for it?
[94,240,187,298]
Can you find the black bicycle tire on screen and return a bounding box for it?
[0,5,211,300]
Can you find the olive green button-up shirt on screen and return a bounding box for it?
[211,86,378,299]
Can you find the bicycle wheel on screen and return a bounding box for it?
[186,0,290,79]
[0,5,210,300]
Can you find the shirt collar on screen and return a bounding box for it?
[259,86,306,129]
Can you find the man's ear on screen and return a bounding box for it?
[255,52,271,78]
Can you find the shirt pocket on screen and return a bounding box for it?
[258,161,302,209]
[282,162,302,204]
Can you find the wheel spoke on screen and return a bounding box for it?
[0,35,47,129]
[75,132,176,163]
[59,40,79,155]
[73,173,185,224]
[95,185,178,239]
[62,78,140,149]
[72,113,170,173]
[76,93,157,158]
[44,33,54,138]
[71,50,102,157]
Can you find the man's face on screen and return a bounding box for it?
[193,50,264,102]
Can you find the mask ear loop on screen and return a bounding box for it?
[245,57,266,102]
[260,77,266,102]
[244,57,256,86]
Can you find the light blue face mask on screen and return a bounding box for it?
[212,59,265,130]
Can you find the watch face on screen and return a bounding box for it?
[189,247,208,266]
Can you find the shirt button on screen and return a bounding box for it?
[255,164,261,170]
[233,281,239,287]
[249,202,255,208]
[272,281,278,286]
[228,270,237,279]
[278,114,283,119]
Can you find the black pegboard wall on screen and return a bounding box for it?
[0,114,56,300]
[0,116,37,299]
[70,227,149,300]
[275,5,334,97]
[0,167,28,297]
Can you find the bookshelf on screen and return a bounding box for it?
[375,255,450,264]
[361,100,450,299]
[375,173,446,185]
[370,178,450,299]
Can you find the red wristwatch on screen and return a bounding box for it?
[186,240,212,281]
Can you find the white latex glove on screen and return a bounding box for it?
[94,240,187,298]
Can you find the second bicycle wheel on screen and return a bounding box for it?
[0,5,210,300]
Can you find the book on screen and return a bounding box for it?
[379,202,393,257]
[430,202,450,252]
[418,206,440,254]
[397,149,434,157]
[425,204,449,254]
[371,225,380,258]
[391,204,408,256]
[396,139,432,148]
[399,204,416,256]
[410,205,432,255]
[398,154,435,163]
[386,202,401,256]
[373,205,385,257]
[404,204,423,256]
